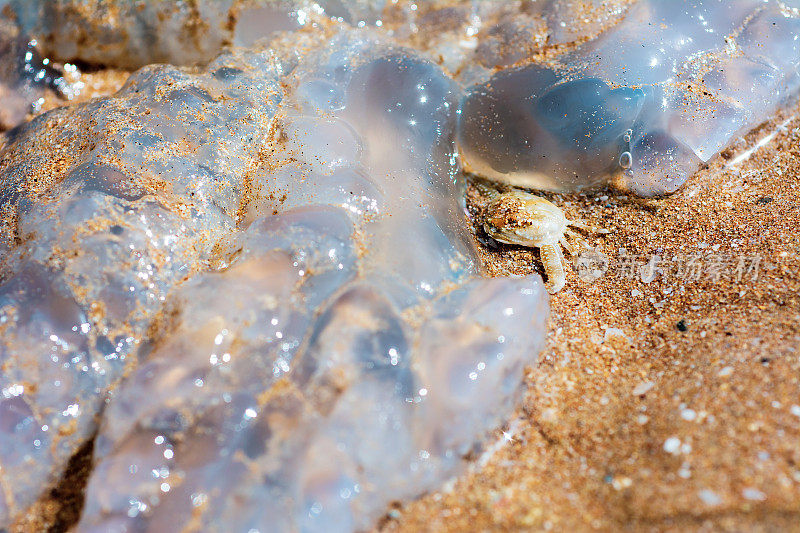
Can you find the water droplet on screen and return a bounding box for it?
[623,129,632,143]
[619,151,632,169]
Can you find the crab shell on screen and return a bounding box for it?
[483,191,568,249]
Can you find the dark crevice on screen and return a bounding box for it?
[46,434,95,533]
[12,434,96,533]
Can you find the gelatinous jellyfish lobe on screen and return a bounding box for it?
[0,41,286,525]
[625,129,701,197]
[66,33,548,533]
[459,0,800,197]
[459,66,645,192]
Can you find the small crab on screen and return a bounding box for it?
[477,181,608,294]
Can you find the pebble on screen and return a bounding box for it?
[663,437,682,454]
[742,488,767,501]
[698,489,723,506]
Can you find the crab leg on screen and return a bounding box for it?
[540,243,566,294]
[568,220,609,234]
[559,235,575,255]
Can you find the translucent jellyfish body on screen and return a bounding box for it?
[0,29,547,530]
[72,34,548,532]
[0,45,286,524]
[458,0,800,196]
